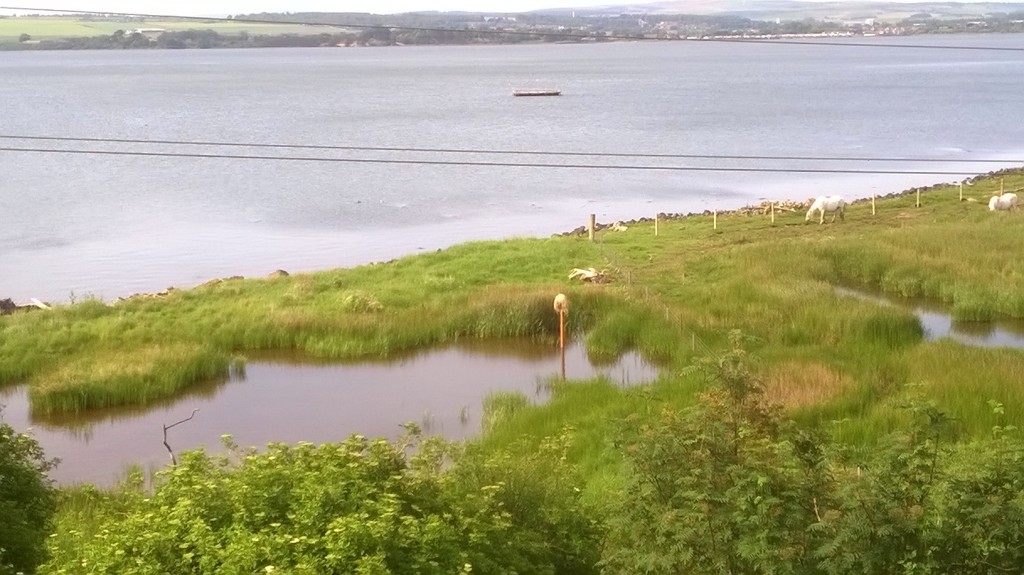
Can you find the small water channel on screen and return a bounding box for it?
[835,286,1024,349]
[0,340,656,486]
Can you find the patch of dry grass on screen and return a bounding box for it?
[762,361,856,409]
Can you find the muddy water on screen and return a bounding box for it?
[835,286,1024,349]
[0,340,656,486]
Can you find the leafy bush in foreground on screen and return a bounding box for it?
[602,333,1024,574]
[40,330,1024,574]
[601,333,829,574]
[42,429,600,575]
[0,419,57,575]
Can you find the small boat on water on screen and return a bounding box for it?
[513,89,561,97]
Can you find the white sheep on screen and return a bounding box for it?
[988,193,1018,211]
[805,196,847,224]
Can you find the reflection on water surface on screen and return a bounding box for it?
[0,340,656,486]
[835,286,1024,349]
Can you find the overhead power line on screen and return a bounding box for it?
[0,145,995,176]
[4,6,1024,52]
[1,134,1019,165]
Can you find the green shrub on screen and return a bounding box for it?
[43,430,600,575]
[0,419,57,574]
[601,334,829,574]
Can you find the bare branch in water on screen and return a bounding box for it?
[163,409,199,466]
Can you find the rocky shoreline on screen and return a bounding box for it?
[0,297,50,315]
[108,270,293,305]
[0,271,293,314]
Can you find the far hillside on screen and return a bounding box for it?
[0,15,337,42]
[573,0,1024,20]
[4,3,1023,50]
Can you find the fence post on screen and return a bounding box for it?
[588,213,595,242]
[959,182,963,201]
[713,210,718,230]
[770,202,775,224]
[553,294,569,380]
[655,213,659,236]
[916,188,921,208]
[872,195,876,215]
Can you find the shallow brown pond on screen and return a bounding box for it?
[0,340,656,486]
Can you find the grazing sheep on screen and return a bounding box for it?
[805,196,847,224]
[988,193,1019,211]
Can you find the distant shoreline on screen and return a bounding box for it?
[4,5,1023,52]
[4,30,1024,52]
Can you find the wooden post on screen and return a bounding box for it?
[654,213,659,237]
[713,210,718,230]
[959,182,963,202]
[553,294,569,379]
[560,343,566,380]
[916,188,921,207]
[872,195,876,215]
[559,308,566,379]
[588,213,595,241]
[559,310,565,350]
[770,202,775,224]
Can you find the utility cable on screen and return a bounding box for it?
[4,6,1024,52]
[1,134,1019,165]
[0,145,995,175]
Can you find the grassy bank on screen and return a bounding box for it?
[2,170,1023,439]
[13,169,1024,575]
[0,239,682,414]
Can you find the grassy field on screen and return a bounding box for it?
[0,16,337,41]
[2,170,1023,453]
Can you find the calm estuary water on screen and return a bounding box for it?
[2,35,1024,301]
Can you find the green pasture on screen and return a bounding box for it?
[0,16,338,41]
[8,169,1024,575]
[1,170,1023,449]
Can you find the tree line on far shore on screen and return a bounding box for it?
[5,8,1024,51]
[1,26,603,52]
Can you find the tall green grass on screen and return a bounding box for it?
[830,340,1024,443]
[2,171,1023,435]
[1,238,678,414]
[518,169,1024,449]
[23,171,1024,561]
[814,175,1024,320]
[475,371,708,503]
[27,344,233,415]
[482,391,531,432]
[44,469,149,563]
